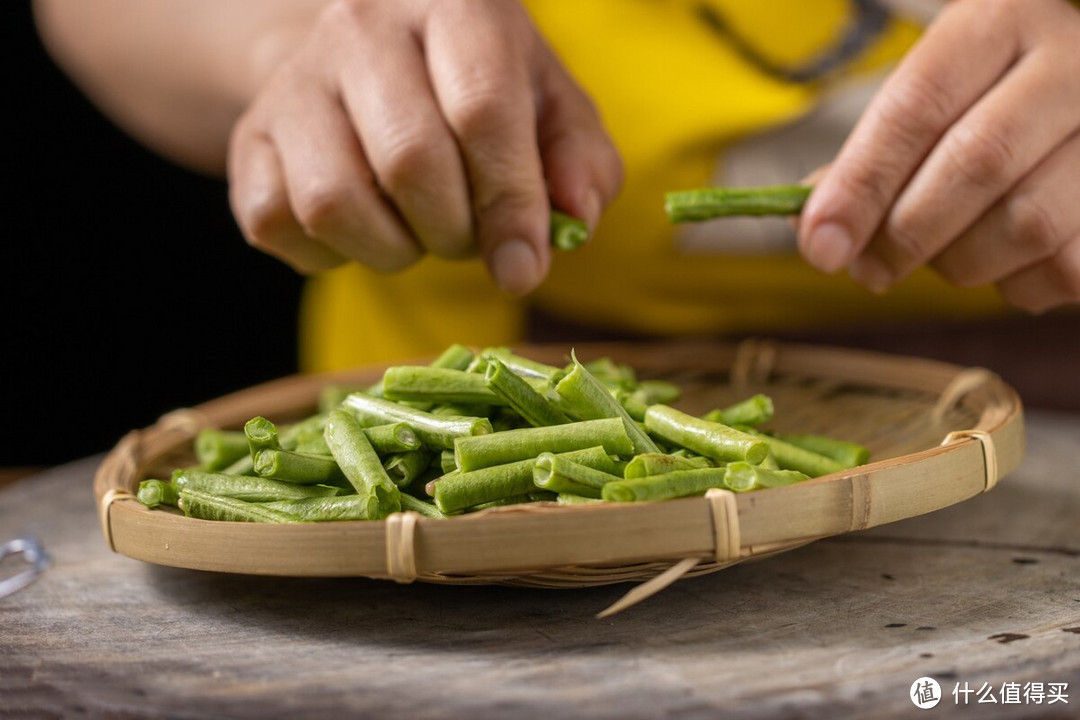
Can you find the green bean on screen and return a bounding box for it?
[703,394,775,427]
[221,455,256,477]
[550,210,589,251]
[581,357,636,389]
[453,417,634,472]
[178,489,300,523]
[341,393,491,450]
[724,461,810,491]
[439,450,458,474]
[773,433,870,468]
[634,380,682,405]
[665,185,812,223]
[556,493,604,505]
[171,468,340,502]
[623,453,713,479]
[294,428,331,456]
[319,385,368,413]
[244,416,281,458]
[398,493,446,519]
[362,423,422,454]
[383,366,508,406]
[601,467,731,503]
[260,494,380,522]
[740,429,845,477]
[614,389,650,422]
[383,450,433,488]
[194,429,250,471]
[481,347,565,382]
[533,453,623,498]
[485,357,570,427]
[465,491,557,512]
[325,409,401,516]
[279,414,329,450]
[433,445,615,513]
[137,479,179,508]
[554,357,660,454]
[253,449,348,486]
[430,343,476,371]
[429,403,492,418]
[644,405,769,464]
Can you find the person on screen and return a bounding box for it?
[33,0,1080,378]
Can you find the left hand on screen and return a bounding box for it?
[798,0,1080,313]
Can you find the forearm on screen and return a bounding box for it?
[33,0,327,174]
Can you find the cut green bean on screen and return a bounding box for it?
[294,429,331,456]
[644,405,769,464]
[383,366,508,406]
[341,393,491,450]
[485,357,570,427]
[383,450,433,488]
[433,445,615,513]
[554,356,660,454]
[773,433,870,468]
[741,429,845,477]
[634,380,682,405]
[325,409,401,516]
[665,185,812,223]
[429,403,491,418]
[221,455,256,477]
[253,449,348,486]
[703,394,775,427]
[244,416,281,457]
[533,453,623,498]
[439,450,458,474]
[453,417,634,472]
[398,493,446,519]
[194,429,250,471]
[319,385,368,413]
[724,461,810,491]
[556,493,604,505]
[582,357,636,390]
[623,453,713,479]
[137,479,179,508]
[172,468,340,502]
[362,422,422,454]
[260,494,380,522]
[601,467,731,503]
[481,347,565,382]
[178,489,300,523]
[466,491,557,512]
[614,389,650,422]
[430,343,476,371]
[550,210,589,251]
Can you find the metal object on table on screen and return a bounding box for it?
[0,535,50,598]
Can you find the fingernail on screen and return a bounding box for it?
[491,239,540,295]
[849,255,893,294]
[806,222,853,273]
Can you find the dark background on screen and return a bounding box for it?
[3,4,303,465]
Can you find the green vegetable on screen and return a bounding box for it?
[178,489,300,523]
[550,210,589,251]
[194,429,250,471]
[260,494,380,522]
[484,357,570,427]
[453,417,634,473]
[532,453,623,498]
[644,405,769,464]
[324,409,401,517]
[341,393,491,450]
[724,461,810,491]
[137,479,179,508]
[253,449,348,486]
[623,453,713,479]
[703,394,775,427]
[554,355,660,455]
[383,450,433,488]
[481,347,565,382]
[773,433,870,468]
[244,416,281,456]
[173,468,340,502]
[740,429,846,478]
[601,467,731,503]
[665,185,812,223]
[398,493,446,519]
[383,366,508,406]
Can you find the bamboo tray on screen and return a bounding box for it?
[94,340,1024,610]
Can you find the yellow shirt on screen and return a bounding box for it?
[301,0,1005,371]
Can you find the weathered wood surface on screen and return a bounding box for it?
[2,411,1078,720]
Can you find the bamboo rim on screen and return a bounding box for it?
[93,339,1025,607]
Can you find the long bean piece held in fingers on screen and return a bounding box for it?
[644,405,769,464]
[453,417,633,472]
[665,185,812,223]
[550,210,589,251]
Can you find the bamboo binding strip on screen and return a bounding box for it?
[93,340,1025,602]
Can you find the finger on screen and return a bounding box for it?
[851,47,1080,290]
[426,3,550,295]
[932,131,1080,288]
[535,45,623,233]
[996,235,1080,314]
[266,68,421,273]
[798,0,1021,273]
[332,5,474,259]
[227,127,345,274]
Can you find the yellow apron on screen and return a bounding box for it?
[301,0,1005,371]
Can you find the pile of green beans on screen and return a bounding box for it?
[139,344,870,523]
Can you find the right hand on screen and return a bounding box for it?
[228,0,622,294]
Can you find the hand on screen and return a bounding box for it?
[799,0,1080,313]
[227,0,622,294]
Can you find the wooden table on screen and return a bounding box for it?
[3,411,1078,719]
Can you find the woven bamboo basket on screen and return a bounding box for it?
[94,339,1024,613]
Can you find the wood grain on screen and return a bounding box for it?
[2,410,1077,720]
